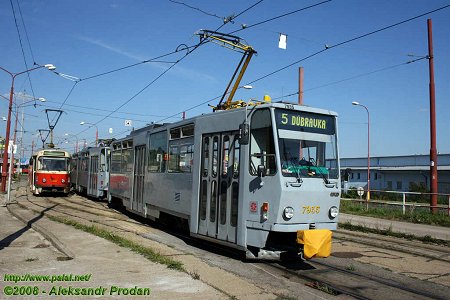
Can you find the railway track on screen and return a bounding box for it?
[17,188,450,300]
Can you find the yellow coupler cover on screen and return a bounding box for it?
[297,229,332,259]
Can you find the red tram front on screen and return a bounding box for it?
[29,149,71,195]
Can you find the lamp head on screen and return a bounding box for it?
[80,121,85,125]
[351,101,360,106]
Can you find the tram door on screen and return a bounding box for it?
[132,145,146,213]
[88,155,99,196]
[198,132,240,243]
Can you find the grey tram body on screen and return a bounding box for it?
[107,102,341,259]
[71,146,110,199]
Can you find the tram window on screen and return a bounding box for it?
[233,137,240,179]
[122,149,133,172]
[202,137,209,177]
[212,137,219,178]
[38,157,68,171]
[210,181,217,222]
[200,181,207,221]
[222,136,230,177]
[219,181,227,225]
[249,109,276,176]
[181,125,194,137]
[179,144,193,173]
[111,150,122,172]
[231,182,238,227]
[148,131,167,173]
[168,145,180,173]
[170,128,181,139]
[81,157,88,172]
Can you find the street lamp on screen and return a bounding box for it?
[352,101,370,201]
[65,133,79,152]
[0,63,56,193]
[80,121,98,146]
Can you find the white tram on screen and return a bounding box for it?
[108,102,340,259]
[71,146,110,199]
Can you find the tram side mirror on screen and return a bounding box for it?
[239,123,249,144]
[257,165,266,178]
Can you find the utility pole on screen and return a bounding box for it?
[427,19,438,213]
[298,67,304,105]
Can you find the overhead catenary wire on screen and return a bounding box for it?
[244,3,450,86]
[231,0,331,34]
[15,0,36,64]
[72,1,264,138]
[154,4,450,124]
[38,103,178,124]
[270,56,429,101]
[47,0,265,128]
[9,0,37,103]
[168,0,223,20]
[43,100,171,118]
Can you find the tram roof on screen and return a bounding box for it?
[112,102,338,143]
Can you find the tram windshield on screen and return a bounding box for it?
[275,109,339,180]
[38,157,69,171]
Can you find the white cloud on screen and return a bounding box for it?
[77,36,145,61]
[77,36,216,83]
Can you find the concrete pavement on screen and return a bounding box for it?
[339,213,450,241]
[0,200,226,299]
[1,180,448,299]
[0,182,284,300]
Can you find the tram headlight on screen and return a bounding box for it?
[42,178,46,183]
[61,179,65,183]
[329,206,339,219]
[283,206,294,220]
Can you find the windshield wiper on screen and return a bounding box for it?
[282,158,303,183]
[309,158,330,184]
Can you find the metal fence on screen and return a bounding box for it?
[341,189,450,216]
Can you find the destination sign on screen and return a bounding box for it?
[43,151,67,157]
[275,109,335,135]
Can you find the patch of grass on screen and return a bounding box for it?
[340,201,450,227]
[305,281,340,296]
[189,270,200,280]
[48,215,185,272]
[339,222,449,247]
[346,264,355,271]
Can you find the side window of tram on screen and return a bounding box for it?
[249,109,276,176]
[168,144,194,173]
[212,136,218,177]
[111,150,122,173]
[201,137,209,177]
[168,145,179,172]
[148,131,167,173]
[233,137,240,178]
[221,136,230,177]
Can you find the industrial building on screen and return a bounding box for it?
[341,154,450,194]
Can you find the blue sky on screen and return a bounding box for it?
[1,0,449,159]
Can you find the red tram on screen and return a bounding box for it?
[28,149,71,195]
